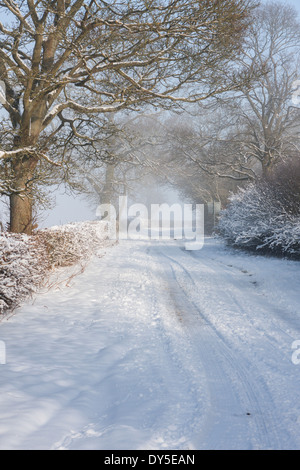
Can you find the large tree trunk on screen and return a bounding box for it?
[9,156,37,235]
[9,191,33,235]
[261,150,274,178]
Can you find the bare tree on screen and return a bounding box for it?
[151,112,244,208]
[214,1,300,178]
[163,1,300,191]
[0,0,257,234]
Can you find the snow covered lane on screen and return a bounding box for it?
[0,238,299,450]
[151,239,300,449]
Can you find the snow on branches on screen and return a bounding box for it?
[39,221,110,268]
[218,160,300,258]
[0,232,47,315]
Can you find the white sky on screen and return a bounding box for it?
[282,0,300,13]
[39,191,96,229]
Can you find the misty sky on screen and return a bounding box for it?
[283,0,300,13]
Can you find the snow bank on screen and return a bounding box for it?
[0,221,109,316]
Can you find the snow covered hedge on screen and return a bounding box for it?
[0,233,47,315]
[218,160,300,258]
[0,221,109,315]
[39,221,109,268]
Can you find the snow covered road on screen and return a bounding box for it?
[0,238,299,450]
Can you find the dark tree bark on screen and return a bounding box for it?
[9,156,38,234]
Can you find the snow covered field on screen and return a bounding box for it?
[0,237,299,450]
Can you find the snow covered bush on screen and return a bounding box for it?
[39,221,109,268]
[0,221,110,315]
[0,233,48,315]
[218,160,300,258]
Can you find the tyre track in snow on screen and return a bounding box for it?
[139,247,208,449]
[187,248,300,349]
[185,249,298,372]
[151,243,294,450]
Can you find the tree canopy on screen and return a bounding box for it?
[0,0,256,233]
